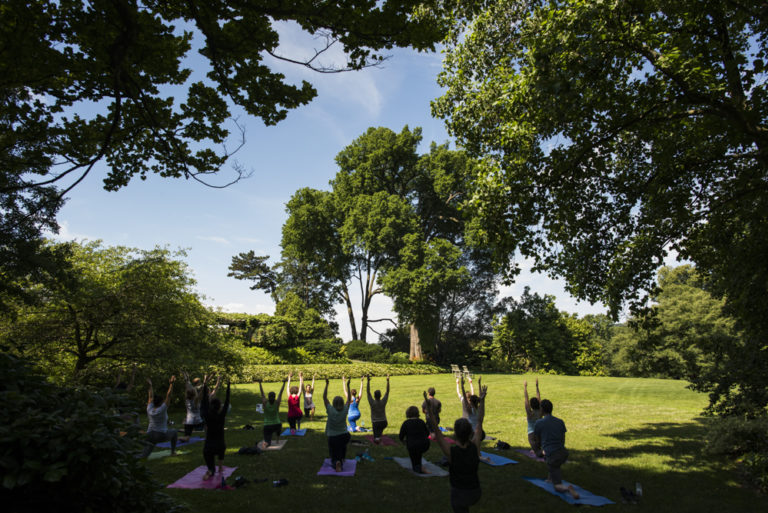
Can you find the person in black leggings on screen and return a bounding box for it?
[201,379,231,481]
[425,378,487,513]
[398,405,431,474]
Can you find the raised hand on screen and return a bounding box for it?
[480,384,488,400]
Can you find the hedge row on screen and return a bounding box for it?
[236,362,446,382]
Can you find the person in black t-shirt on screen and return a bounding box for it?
[200,380,231,481]
[424,377,486,513]
[398,406,431,474]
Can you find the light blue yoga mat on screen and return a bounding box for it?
[523,477,615,506]
[157,436,203,448]
[480,451,518,466]
[281,428,307,436]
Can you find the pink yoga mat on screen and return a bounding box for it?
[364,435,399,446]
[317,459,357,477]
[429,435,456,444]
[167,465,237,489]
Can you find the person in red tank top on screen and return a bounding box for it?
[286,371,304,433]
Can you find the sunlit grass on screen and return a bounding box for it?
[143,373,767,512]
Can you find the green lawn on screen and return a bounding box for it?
[145,374,767,512]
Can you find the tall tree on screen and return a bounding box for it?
[0,0,449,308]
[0,240,220,380]
[434,0,768,410]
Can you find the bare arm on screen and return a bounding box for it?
[164,375,176,406]
[535,378,541,402]
[383,375,390,402]
[286,371,292,394]
[311,374,315,392]
[210,374,222,398]
[276,378,287,405]
[366,375,373,404]
[456,377,463,400]
[468,377,475,396]
[298,371,304,394]
[424,391,451,459]
[359,377,364,402]
[258,381,266,406]
[460,377,468,404]
[524,380,532,414]
[323,378,330,408]
[342,375,349,401]
[472,385,488,454]
[146,378,153,405]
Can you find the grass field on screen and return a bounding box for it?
[145,373,767,512]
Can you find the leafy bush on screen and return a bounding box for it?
[0,354,184,513]
[390,352,411,364]
[344,340,393,363]
[302,338,345,360]
[705,416,768,493]
[236,362,445,382]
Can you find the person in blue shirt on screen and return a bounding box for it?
[533,399,579,499]
[346,376,363,431]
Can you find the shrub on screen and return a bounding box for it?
[236,362,445,382]
[0,354,184,513]
[705,416,768,493]
[344,340,392,363]
[390,352,411,364]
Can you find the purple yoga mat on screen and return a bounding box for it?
[157,436,203,449]
[317,459,357,477]
[364,435,399,446]
[167,465,237,489]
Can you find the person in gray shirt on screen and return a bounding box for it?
[533,399,579,499]
[366,375,390,443]
[141,375,177,458]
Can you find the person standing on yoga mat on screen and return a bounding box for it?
[304,374,316,419]
[345,376,363,431]
[200,379,231,480]
[422,386,441,438]
[533,399,579,499]
[181,370,205,442]
[286,371,303,433]
[398,405,431,474]
[141,375,178,458]
[524,379,543,457]
[258,377,286,447]
[324,377,352,472]
[367,374,390,444]
[426,380,487,513]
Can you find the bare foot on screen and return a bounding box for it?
[203,471,212,481]
[335,461,342,472]
[420,468,432,475]
[568,485,580,499]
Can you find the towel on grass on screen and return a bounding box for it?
[480,451,518,466]
[514,448,547,462]
[317,459,357,477]
[523,477,615,506]
[148,449,187,460]
[392,457,449,477]
[260,439,287,451]
[157,436,203,449]
[364,435,399,446]
[167,466,237,489]
[280,428,307,436]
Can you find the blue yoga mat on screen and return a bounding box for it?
[157,436,203,449]
[523,477,615,506]
[281,428,307,436]
[480,451,518,466]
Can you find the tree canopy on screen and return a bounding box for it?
[0,0,450,308]
[434,0,768,322]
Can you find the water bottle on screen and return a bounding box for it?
[635,482,643,498]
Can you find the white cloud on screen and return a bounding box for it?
[209,302,273,315]
[196,235,230,245]
[48,220,94,242]
[236,237,264,244]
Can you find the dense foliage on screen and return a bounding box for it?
[0,354,183,513]
[434,0,768,416]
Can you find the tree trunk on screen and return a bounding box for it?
[410,323,423,361]
[341,284,358,340]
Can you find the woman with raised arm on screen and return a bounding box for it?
[324,376,352,472]
[180,370,205,442]
[200,378,231,480]
[459,376,485,441]
[303,374,316,419]
[524,378,543,457]
[141,375,177,458]
[346,376,364,431]
[366,374,390,443]
[258,376,286,447]
[426,378,487,513]
[286,371,304,433]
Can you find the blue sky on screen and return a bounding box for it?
[53,21,610,341]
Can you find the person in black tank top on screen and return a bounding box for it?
[424,377,487,513]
